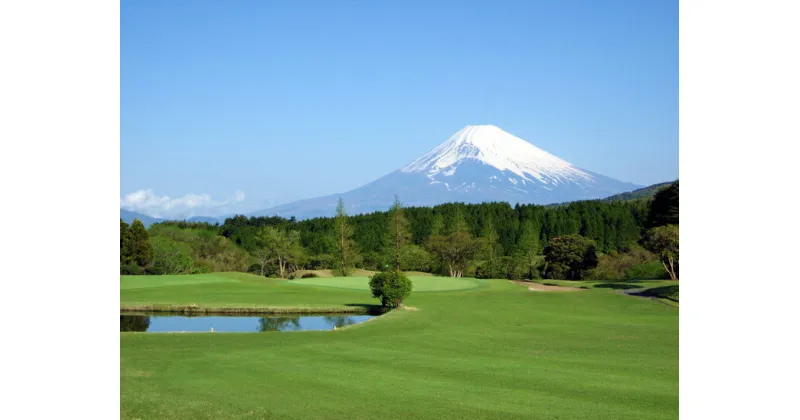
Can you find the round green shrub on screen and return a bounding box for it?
[369,270,413,308]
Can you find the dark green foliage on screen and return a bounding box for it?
[120,263,144,275]
[300,273,319,278]
[130,197,663,278]
[128,219,154,267]
[543,234,599,280]
[120,219,133,265]
[369,270,413,307]
[646,181,679,228]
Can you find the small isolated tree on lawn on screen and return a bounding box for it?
[369,270,413,308]
[543,234,598,280]
[643,224,679,280]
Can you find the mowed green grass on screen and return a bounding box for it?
[291,275,483,291]
[121,273,678,419]
[120,273,239,290]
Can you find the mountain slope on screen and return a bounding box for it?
[600,181,675,202]
[254,125,641,219]
[120,209,163,227]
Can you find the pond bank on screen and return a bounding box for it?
[120,304,387,315]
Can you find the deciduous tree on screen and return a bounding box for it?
[255,226,302,278]
[427,231,483,278]
[643,224,679,280]
[543,234,598,280]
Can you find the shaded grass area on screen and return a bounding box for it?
[121,274,678,419]
[535,279,676,291]
[638,285,680,302]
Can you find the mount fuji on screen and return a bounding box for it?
[253,125,641,220]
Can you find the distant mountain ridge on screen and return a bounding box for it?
[120,209,222,227]
[120,209,163,227]
[252,125,641,220]
[120,181,671,227]
[600,181,675,202]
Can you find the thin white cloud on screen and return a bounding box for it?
[120,189,246,219]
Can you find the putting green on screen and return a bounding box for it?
[290,275,483,292]
[120,273,239,290]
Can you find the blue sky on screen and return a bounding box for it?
[121,0,677,218]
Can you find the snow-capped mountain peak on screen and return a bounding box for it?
[401,125,592,184]
[252,124,640,219]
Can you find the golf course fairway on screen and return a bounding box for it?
[120,272,678,419]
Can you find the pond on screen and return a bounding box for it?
[120,313,377,332]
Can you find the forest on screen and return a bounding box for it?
[120,181,678,281]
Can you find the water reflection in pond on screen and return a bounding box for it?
[120,313,376,332]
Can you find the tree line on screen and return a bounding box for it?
[121,181,678,281]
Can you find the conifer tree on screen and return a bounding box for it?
[516,220,542,279]
[387,195,410,271]
[128,219,153,268]
[333,198,357,276]
[120,219,133,265]
[481,216,500,275]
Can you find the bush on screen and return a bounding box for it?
[120,263,143,275]
[625,260,669,280]
[191,260,214,274]
[369,270,413,308]
[301,273,319,279]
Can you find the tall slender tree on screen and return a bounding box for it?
[128,219,153,268]
[430,213,444,236]
[516,219,542,279]
[120,219,133,265]
[481,216,500,275]
[334,198,357,276]
[388,195,410,271]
